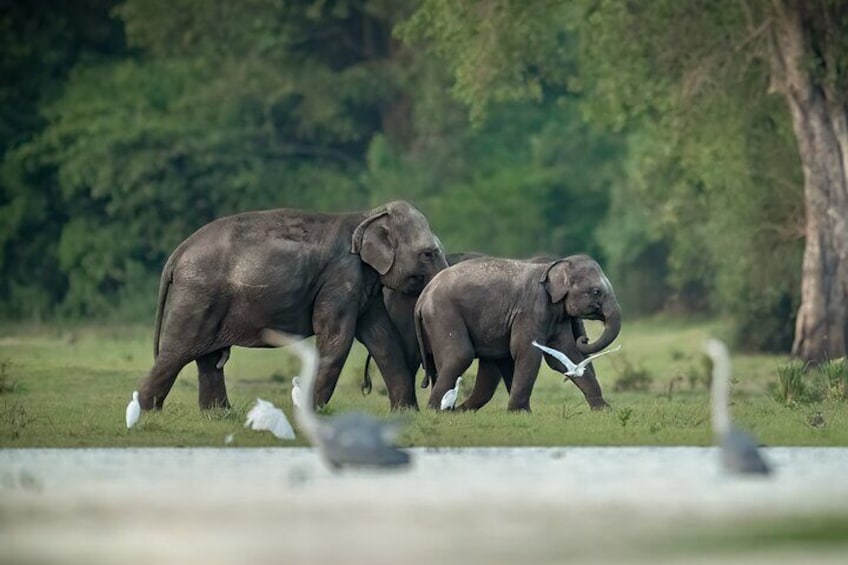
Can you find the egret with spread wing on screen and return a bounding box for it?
[531,341,621,378]
[262,329,411,470]
[703,338,771,475]
[244,397,296,440]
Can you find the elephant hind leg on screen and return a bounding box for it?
[138,352,193,411]
[197,348,231,410]
[495,358,515,393]
[457,359,502,411]
[427,344,474,410]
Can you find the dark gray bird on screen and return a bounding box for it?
[703,338,771,476]
[261,329,411,470]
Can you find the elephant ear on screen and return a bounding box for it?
[539,259,570,303]
[351,208,394,275]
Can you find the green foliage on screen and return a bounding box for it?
[399,0,811,353]
[611,357,652,393]
[398,0,575,123]
[1,0,826,362]
[0,361,13,394]
[819,359,848,401]
[776,360,808,405]
[774,358,848,405]
[576,0,804,348]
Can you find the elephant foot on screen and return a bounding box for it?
[199,396,231,410]
[392,398,419,411]
[394,393,420,411]
[138,392,164,411]
[198,382,230,410]
[586,396,610,410]
[456,398,488,411]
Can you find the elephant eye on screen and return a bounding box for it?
[591,288,602,297]
[420,250,434,262]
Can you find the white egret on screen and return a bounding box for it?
[531,341,621,379]
[125,391,141,429]
[439,376,463,410]
[291,376,303,410]
[703,338,771,475]
[262,329,411,470]
[244,397,296,440]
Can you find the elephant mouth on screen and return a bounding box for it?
[401,275,426,294]
[583,310,604,322]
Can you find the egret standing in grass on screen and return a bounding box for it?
[703,338,771,476]
[291,376,303,410]
[531,341,621,379]
[125,391,141,429]
[262,329,411,470]
[440,376,463,410]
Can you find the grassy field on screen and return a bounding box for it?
[1,317,846,448]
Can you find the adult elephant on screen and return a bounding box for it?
[138,200,447,412]
[415,255,620,411]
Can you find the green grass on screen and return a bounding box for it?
[1,317,847,447]
[654,513,848,559]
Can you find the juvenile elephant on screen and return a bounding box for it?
[415,255,620,411]
[139,200,447,412]
[362,253,607,407]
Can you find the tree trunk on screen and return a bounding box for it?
[769,0,848,362]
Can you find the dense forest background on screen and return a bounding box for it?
[0,1,819,354]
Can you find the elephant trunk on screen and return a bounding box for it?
[576,299,621,355]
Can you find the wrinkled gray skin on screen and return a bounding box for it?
[415,255,621,411]
[139,200,447,412]
[361,252,483,395]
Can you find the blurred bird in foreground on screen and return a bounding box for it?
[244,397,296,440]
[440,376,463,410]
[262,329,411,470]
[126,391,141,429]
[531,340,621,379]
[703,338,771,476]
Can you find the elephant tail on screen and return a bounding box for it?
[414,305,435,389]
[152,250,178,359]
[361,354,373,396]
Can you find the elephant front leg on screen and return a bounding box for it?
[566,369,610,410]
[356,298,418,410]
[547,332,610,410]
[196,348,231,410]
[139,351,193,411]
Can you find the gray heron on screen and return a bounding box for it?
[262,329,411,470]
[703,338,771,475]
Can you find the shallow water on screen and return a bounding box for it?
[2,447,848,564]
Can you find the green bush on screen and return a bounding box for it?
[776,360,808,405]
